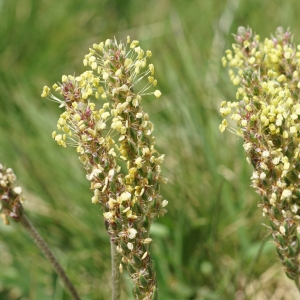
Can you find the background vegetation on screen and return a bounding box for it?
[1,0,300,299]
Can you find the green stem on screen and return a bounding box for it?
[111,239,121,300]
[19,212,81,300]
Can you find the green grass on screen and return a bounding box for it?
[2,0,300,299]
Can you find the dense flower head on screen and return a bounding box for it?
[42,37,166,299]
[220,27,300,286]
[221,26,300,88]
[0,163,24,225]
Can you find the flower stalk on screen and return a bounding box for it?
[220,27,300,289]
[0,163,81,300]
[111,239,121,300]
[43,37,168,299]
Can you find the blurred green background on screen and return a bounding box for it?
[1,0,300,299]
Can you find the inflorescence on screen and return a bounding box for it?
[220,27,300,287]
[42,37,167,299]
[0,163,24,225]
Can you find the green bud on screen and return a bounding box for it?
[142,190,148,201]
[282,198,288,207]
[120,241,127,251]
[270,221,277,231]
[286,271,297,280]
[151,198,157,209]
[109,181,116,193]
[143,216,150,230]
[288,245,295,257]
[139,131,146,142]
[154,181,159,191]
[133,286,143,298]
[147,263,154,279]
[139,275,148,288]
[137,147,142,157]
[98,172,105,181]
[138,167,146,177]
[115,217,123,230]
[93,155,100,164]
[286,147,293,159]
[132,214,145,230]
[253,86,259,95]
[104,220,109,231]
[128,140,137,156]
[129,128,137,142]
[285,258,297,271]
[276,234,286,247]
[133,254,143,268]
[296,236,300,252]
[151,286,158,300]
[109,76,116,85]
[283,176,291,185]
[129,111,135,123]
[141,243,148,253]
[289,224,296,235]
[1,200,10,210]
[290,170,298,182]
[276,247,284,260]
[147,170,153,184]
[127,263,136,275]
[272,136,281,148]
[284,222,289,235]
[295,189,300,201]
[273,205,281,219]
[104,160,110,172]
[134,202,144,215]
[270,169,278,182]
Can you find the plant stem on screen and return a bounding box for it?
[19,212,81,300]
[111,239,121,300]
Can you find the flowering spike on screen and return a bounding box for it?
[43,37,167,299]
[220,26,300,289]
[0,163,25,224]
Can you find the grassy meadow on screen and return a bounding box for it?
[2,0,300,299]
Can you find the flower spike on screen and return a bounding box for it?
[43,37,167,299]
[220,27,300,289]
